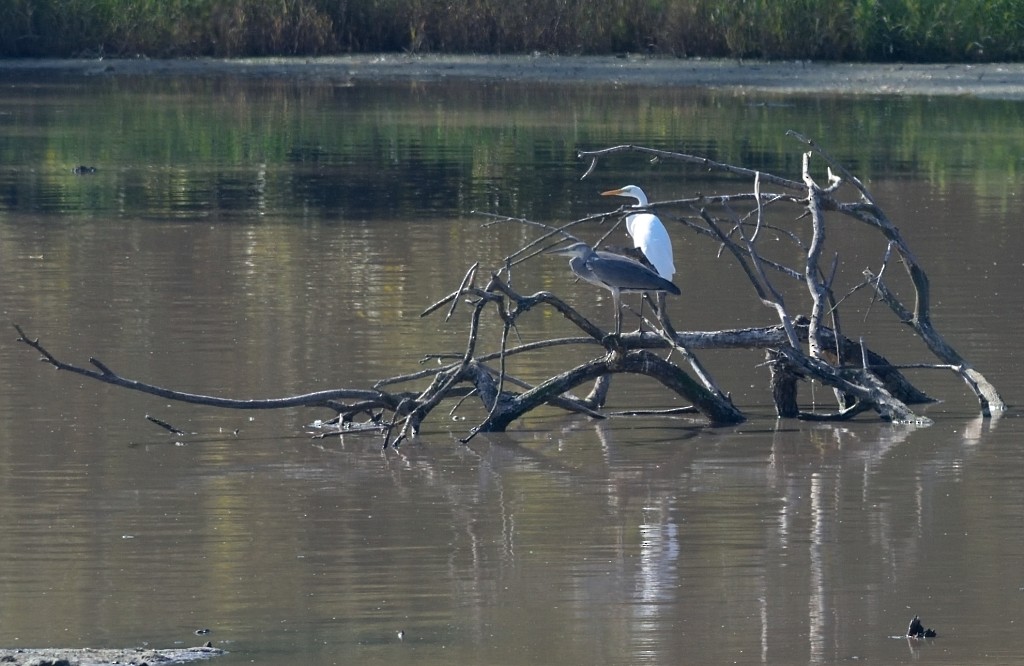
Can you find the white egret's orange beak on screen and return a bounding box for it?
[601,188,626,197]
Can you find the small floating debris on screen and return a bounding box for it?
[146,414,188,435]
[907,615,937,638]
[72,165,97,175]
[306,417,387,436]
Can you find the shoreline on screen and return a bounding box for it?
[0,645,223,666]
[2,54,1024,98]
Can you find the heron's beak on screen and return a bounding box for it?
[601,188,625,197]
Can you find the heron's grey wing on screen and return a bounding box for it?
[588,252,680,294]
[569,256,612,290]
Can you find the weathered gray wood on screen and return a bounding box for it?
[14,137,1003,447]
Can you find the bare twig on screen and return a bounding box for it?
[578,144,804,191]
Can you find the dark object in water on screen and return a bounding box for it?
[147,414,188,435]
[907,615,937,638]
[72,165,96,174]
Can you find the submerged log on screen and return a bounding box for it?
[15,136,1004,446]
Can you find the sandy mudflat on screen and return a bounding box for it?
[0,645,222,666]
[2,54,1024,98]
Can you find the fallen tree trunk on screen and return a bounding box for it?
[15,135,1003,446]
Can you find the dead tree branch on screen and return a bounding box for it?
[577,136,1000,420]
[577,144,805,191]
[787,130,1004,415]
[13,323,400,413]
[15,135,1004,446]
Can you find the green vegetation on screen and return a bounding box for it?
[1,0,1021,61]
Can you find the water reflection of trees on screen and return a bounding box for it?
[3,76,1024,225]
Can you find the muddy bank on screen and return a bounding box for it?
[2,54,1024,99]
[0,645,222,666]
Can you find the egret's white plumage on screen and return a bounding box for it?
[601,185,676,281]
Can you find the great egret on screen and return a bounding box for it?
[547,242,680,335]
[601,185,676,281]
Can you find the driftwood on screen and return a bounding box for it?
[15,136,1004,447]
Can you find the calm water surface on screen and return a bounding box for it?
[0,68,1023,664]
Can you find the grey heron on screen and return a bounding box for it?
[548,242,680,335]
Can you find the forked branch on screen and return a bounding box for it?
[15,136,1003,447]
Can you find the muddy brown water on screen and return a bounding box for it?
[0,61,1022,664]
